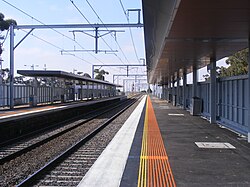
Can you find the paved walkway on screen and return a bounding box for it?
[79,95,250,186]
[151,96,250,186]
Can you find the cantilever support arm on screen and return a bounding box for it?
[14,28,34,50]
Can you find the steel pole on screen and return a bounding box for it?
[92,65,94,78]
[192,65,197,97]
[210,57,217,124]
[248,37,250,142]
[183,69,187,109]
[9,24,14,109]
[123,79,125,92]
[0,58,2,107]
[176,72,180,105]
[95,27,98,54]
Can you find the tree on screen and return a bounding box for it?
[94,69,109,80]
[203,66,221,81]
[14,76,30,85]
[0,13,17,31]
[1,68,10,83]
[83,73,91,78]
[0,12,17,55]
[203,48,249,80]
[218,48,248,77]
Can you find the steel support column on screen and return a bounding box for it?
[123,79,125,92]
[51,78,55,103]
[248,37,250,142]
[176,72,180,106]
[86,81,89,99]
[9,24,14,109]
[80,82,83,100]
[92,65,94,78]
[183,69,187,109]
[168,78,171,102]
[95,27,98,54]
[172,75,176,106]
[0,59,3,107]
[190,65,199,115]
[210,57,217,124]
[192,65,197,97]
[33,77,38,106]
[172,75,174,103]
[163,84,167,100]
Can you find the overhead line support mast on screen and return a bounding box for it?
[8,23,143,109]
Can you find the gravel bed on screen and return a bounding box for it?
[0,96,142,187]
[0,100,122,160]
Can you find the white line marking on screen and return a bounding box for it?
[78,96,147,187]
[168,113,184,116]
[195,142,236,149]
[0,106,66,120]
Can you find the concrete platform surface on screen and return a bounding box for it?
[76,95,250,187]
[78,96,147,187]
[0,96,124,122]
[150,96,250,187]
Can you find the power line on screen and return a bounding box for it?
[119,0,141,63]
[70,0,92,25]
[86,0,130,64]
[119,0,127,16]
[0,29,9,44]
[1,0,108,65]
[70,0,127,65]
[20,29,93,65]
[128,25,140,63]
[85,0,103,25]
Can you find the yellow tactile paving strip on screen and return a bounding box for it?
[137,96,176,187]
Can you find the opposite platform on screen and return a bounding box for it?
[0,96,125,122]
[0,96,126,143]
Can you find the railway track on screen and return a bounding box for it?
[0,94,143,186]
[0,96,132,164]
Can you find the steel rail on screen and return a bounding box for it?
[0,97,134,164]
[16,95,140,186]
[0,99,121,148]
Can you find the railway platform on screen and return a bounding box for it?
[0,96,126,143]
[78,95,250,187]
[0,96,125,122]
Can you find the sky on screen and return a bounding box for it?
[0,0,146,89]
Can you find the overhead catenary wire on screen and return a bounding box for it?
[70,0,127,65]
[0,29,9,44]
[1,0,142,79]
[1,0,108,65]
[20,29,93,65]
[119,0,141,64]
[70,1,115,51]
[85,0,130,65]
[119,0,127,17]
[69,0,127,76]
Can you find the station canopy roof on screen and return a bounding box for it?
[142,0,250,84]
[17,70,120,87]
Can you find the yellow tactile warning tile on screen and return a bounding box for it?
[138,96,176,187]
